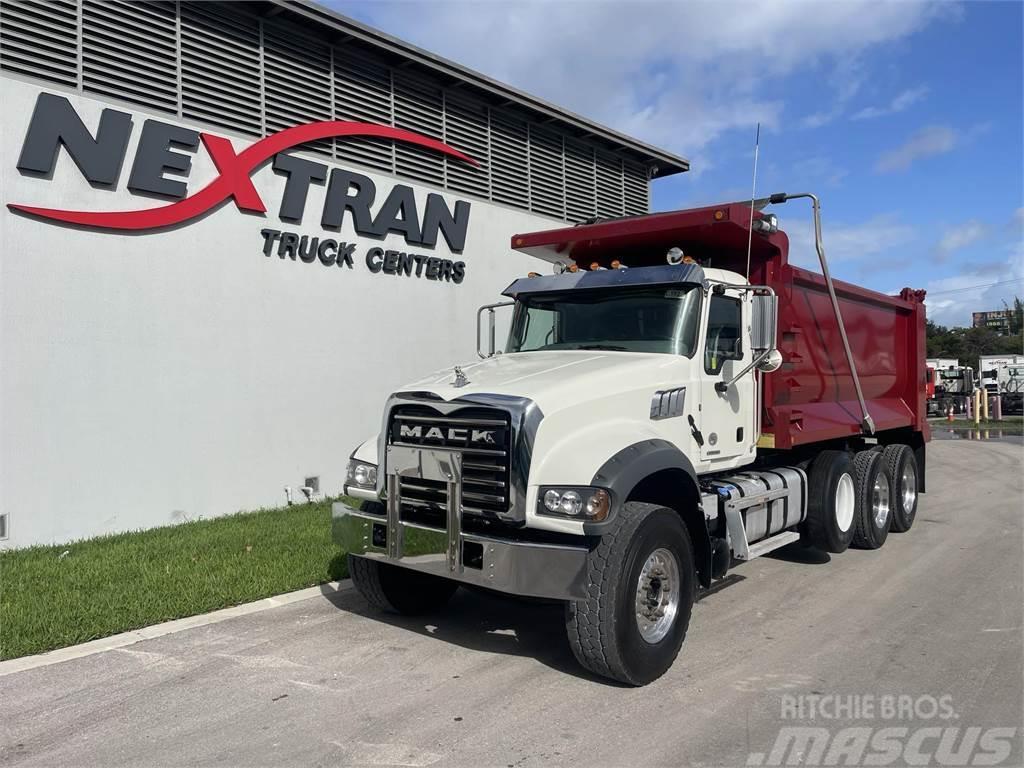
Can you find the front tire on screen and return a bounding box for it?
[565,502,696,686]
[348,555,458,615]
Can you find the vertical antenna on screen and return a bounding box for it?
[745,122,761,281]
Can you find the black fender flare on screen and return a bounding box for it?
[590,439,712,587]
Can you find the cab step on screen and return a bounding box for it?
[746,530,801,560]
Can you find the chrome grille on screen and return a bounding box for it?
[388,406,511,522]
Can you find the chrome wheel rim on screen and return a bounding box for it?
[901,463,917,513]
[635,548,680,644]
[835,473,855,533]
[872,474,891,529]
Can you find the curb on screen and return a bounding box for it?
[0,579,352,678]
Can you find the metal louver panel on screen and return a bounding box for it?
[565,139,596,222]
[82,0,177,113]
[623,160,649,216]
[333,48,393,173]
[0,1,655,221]
[0,0,78,87]
[596,151,624,218]
[263,21,331,158]
[393,68,443,187]
[181,3,261,136]
[490,110,528,207]
[528,127,564,219]
[443,90,488,198]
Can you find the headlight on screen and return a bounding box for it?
[346,459,378,489]
[538,487,611,521]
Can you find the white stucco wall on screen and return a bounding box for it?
[0,75,554,547]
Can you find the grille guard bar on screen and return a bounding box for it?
[376,392,544,524]
[333,505,589,602]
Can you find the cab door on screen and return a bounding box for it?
[698,289,755,465]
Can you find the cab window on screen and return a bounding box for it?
[705,295,742,374]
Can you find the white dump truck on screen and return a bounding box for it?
[979,354,1024,415]
[926,358,976,415]
[334,196,930,685]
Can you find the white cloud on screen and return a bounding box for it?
[920,254,1024,327]
[345,1,946,158]
[937,219,988,256]
[786,214,916,269]
[875,123,991,173]
[875,125,957,172]
[791,156,849,187]
[799,56,867,128]
[852,85,929,120]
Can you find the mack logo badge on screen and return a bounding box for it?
[398,424,497,445]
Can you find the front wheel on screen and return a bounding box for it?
[348,555,458,615]
[565,502,696,686]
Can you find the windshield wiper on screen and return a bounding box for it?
[575,344,628,351]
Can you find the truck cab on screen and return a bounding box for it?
[334,197,928,685]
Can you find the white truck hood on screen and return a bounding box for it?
[401,350,685,412]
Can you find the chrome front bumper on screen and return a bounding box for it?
[333,445,588,601]
[333,503,589,600]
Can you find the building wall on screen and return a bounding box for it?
[0,0,651,223]
[0,76,558,547]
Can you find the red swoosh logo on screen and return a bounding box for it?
[7,122,478,231]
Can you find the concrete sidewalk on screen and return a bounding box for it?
[0,440,1021,767]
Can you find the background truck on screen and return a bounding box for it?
[334,193,929,685]
[979,354,1024,415]
[926,358,975,415]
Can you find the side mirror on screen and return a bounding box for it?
[756,349,784,373]
[476,301,515,358]
[751,293,778,353]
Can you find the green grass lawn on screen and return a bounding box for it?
[0,497,358,660]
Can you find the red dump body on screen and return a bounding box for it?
[512,204,930,450]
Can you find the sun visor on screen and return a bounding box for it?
[502,263,706,298]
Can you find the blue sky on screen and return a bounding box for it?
[335,1,1023,327]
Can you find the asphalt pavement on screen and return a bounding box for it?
[1,440,1021,767]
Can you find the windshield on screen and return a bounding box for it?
[506,286,702,356]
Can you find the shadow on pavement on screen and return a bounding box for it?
[766,541,831,564]
[323,575,629,686]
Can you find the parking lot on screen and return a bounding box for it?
[1,439,1021,767]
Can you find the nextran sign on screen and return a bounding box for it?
[8,92,477,283]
